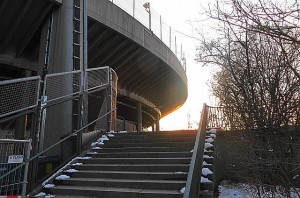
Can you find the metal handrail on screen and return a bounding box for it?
[0,109,115,181]
[183,103,209,198]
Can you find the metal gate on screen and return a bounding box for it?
[0,139,31,196]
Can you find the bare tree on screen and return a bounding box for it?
[196,0,300,196]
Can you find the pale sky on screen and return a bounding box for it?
[147,0,215,130]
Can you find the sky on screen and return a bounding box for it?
[146,0,216,130]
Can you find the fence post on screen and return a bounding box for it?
[21,140,31,196]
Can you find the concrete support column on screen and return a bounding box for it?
[156,113,160,132]
[137,102,142,132]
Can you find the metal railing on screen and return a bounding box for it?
[0,139,31,196]
[0,76,40,119]
[110,0,187,69]
[0,66,118,196]
[184,104,227,198]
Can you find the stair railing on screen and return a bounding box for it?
[184,104,229,197]
[0,108,115,195]
[183,103,209,198]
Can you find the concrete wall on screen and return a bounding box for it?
[86,0,187,86]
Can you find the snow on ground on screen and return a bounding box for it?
[218,181,300,198]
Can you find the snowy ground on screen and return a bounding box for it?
[218,181,300,198]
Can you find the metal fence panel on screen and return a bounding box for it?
[44,71,82,103]
[86,67,110,92]
[0,139,31,196]
[0,77,40,119]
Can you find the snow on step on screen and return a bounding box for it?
[202,168,213,176]
[201,177,212,183]
[205,137,214,143]
[205,143,213,148]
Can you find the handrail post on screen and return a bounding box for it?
[184,103,208,198]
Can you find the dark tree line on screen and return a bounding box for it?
[197,0,300,196]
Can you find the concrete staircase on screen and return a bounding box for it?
[199,129,216,197]
[40,131,197,198]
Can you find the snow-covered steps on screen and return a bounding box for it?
[37,131,198,198]
[200,128,217,197]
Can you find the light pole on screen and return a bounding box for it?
[143,2,151,31]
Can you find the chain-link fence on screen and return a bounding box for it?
[0,77,40,119]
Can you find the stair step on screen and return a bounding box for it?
[201,182,213,191]
[54,178,186,190]
[72,164,190,172]
[47,186,182,198]
[64,170,188,180]
[100,142,195,148]
[92,147,193,153]
[107,137,196,143]
[86,151,192,158]
[77,158,191,164]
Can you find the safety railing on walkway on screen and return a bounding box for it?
[110,0,187,70]
[184,104,229,198]
[0,66,118,196]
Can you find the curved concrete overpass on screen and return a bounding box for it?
[0,0,187,128]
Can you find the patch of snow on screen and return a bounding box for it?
[35,192,46,197]
[92,147,102,149]
[107,133,115,137]
[119,131,128,133]
[205,143,213,148]
[98,135,109,142]
[175,171,185,174]
[97,142,104,145]
[65,169,79,173]
[218,181,300,198]
[203,161,209,166]
[45,195,55,198]
[190,149,194,152]
[87,152,98,154]
[55,174,70,180]
[209,129,217,134]
[293,175,299,180]
[210,134,216,138]
[205,138,214,143]
[180,187,185,194]
[202,168,213,176]
[72,162,83,166]
[201,177,212,183]
[76,156,91,160]
[91,142,98,147]
[204,155,213,158]
[44,184,55,188]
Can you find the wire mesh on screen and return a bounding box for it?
[86,67,109,92]
[0,77,40,119]
[44,71,82,103]
[0,139,30,196]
